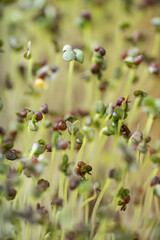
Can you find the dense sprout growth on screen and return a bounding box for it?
[0,0,160,240]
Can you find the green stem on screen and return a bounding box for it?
[49,147,56,182]
[58,173,65,198]
[61,231,65,240]
[71,133,75,157]
[142,187,153,232]
[82,192,97,207]
[76,136,87,164]
[71,189,78,215]
[111,181,123,209]
[90,178,111,239]
[154,196,159,217]
[131,205,142,231]
[150,220,160,240]
[144,113,154,136]
[28,58,32,84]
[117,119,123,135]
[128,96,140,127]
[122,68,135,96]
[152,33,160,57]
[64,180,69,206]
[138,69,149,89]
[84,193,89,225]
[66,60,74,112]
[52,205,56,222]
[141,167,159,233]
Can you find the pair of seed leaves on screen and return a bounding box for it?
[62,44,84,63]
[66,120,95,142]
[30,139,46,157]
[142,96,160,117]
[60,154,74,176]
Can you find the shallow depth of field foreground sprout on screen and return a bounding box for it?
[0,0,160,240]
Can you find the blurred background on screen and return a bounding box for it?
[0,1,160,239]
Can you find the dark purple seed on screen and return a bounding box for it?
[124,195,130,204]
[133,55,144,65]
[117,97,125,106]
[151,176,160,186]
[41,103,48,114]
[91,63,100,74]
[77,161,86,168]
[76,168,83,176]
[60,141,68,150]
[50,65,58,72]
[99,82,106,91]
[38,72,46,79]
[37,179,50,191]
[52,197,63,207]
[69,181,78,190]
[53,122,59,131]
[35,111,43,121]
[7,188,17,200]
[46,144,52,152]
[77,109,89,117]
[58,121,67,131]
[120,51,128,60]
[20,108,28,118]
[94,46,101,52]
[99,47,106,56]
[0,127,5,136]
[81,10,91,21]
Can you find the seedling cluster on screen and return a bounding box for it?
[0,1,160,240]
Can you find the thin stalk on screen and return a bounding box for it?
[64,180,69,206]
[143,113,154,136]
[61,231,65,240]
[71,133,75,158]
[52,205,56,221]
[154,196,159,217]
[66,60,74,111]
[142,187,153,230]
[84,193,89,225]
[27,124,31,156]
[152,33,160,57]
[112,181,123,209]
[141,168,159,233]
[76,136,87,164]
[27,58,33,84]
[117,119,123,135]
[71,189,78,215]
[90,178,111,239]
[150,220,160,240]
[131,205,142,231]
[49,147,56,182]
[82,192,97,207]
[122,68,135,96]
[58,173,65,198]
[128,96,140,127]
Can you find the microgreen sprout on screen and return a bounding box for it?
[1,2,160,240]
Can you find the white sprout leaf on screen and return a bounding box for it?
[63,49,75,62]
[73,49,84,63]
[62,44,72,52]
